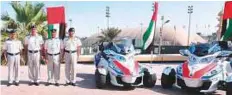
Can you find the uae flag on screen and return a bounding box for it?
[221,1,232,41]
[142,2,158,50]
[47,6,66,39]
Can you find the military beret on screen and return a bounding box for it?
[68,27,75,32]
[51,29,57,32]
[6,29,16,33]
[31,24,36,29]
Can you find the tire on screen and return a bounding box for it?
[143,71,157,88]
[161,69,176,89]
[95,69,107,88]
[123,84,135,90]
[227,82,232,95]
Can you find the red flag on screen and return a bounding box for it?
[151,2,158,21]
[223,1,232,19]
[47,6,65,24]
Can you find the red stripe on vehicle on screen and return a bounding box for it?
[113,60,131,75]
[192,63,217,78]
[182,61,190,78]
[182,61,217,79]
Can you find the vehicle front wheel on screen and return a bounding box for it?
[227,82,232,95]
[143,71,157,88]
[123,84,135,90]
[161,68,176,89]
[95,69,107,88]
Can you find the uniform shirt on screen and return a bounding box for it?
[44,38,63,54]
[2,39,23,54]
[24,34,44,51]
[63,37,82,51]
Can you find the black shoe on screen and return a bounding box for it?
[7,83,12,86]
[55,83,59,86]
[65,82,71,86]
[45,82,51,86]
[34,82,39,86]
[29,82,34,86]
[15,82,19,86]
[71,83,76,86]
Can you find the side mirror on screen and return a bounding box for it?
[179,49,190,56]
[135,49,141,54]
[99,43,104,52]
[132,39,136,46]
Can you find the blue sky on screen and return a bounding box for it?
[1,1,224,37]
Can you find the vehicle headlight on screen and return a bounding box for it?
[176,65,183,74]
[114,55,126,62]
[189,56,197,62]
[200,57,214,63]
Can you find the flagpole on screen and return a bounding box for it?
[150,2,158,64]
[218,5,224,41]
[151,21,157,64]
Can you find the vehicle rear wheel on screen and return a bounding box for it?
[95,69,107,88]
[143,71,157,88]
[227,82,232,95]
[161,68,176,89]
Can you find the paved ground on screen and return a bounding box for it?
[0,63,225,95]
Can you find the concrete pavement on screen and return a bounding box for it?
[0,63,225,95]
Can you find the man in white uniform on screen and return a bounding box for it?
[3,29,23,86]
[63,28,82,86]
[24,25,44,86]
[44,29,63,86]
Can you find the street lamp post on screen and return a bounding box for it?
[173,26,177,45]
[69,19,72,27]
[97,26,100,35]
[159,16,170,54]
[106,6,110,29]
[140,23,143,33]
[187,5,193,45]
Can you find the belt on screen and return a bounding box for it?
[64,49,77,53]
[47,52,60,56]
[28,50,39,53]
[7,52,20,56]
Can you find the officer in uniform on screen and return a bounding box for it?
[3,29,23,86]
[24,25,44,86]
[44,29,63,86]
[63,27,82,86]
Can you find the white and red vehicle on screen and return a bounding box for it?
[94,38,156,89]
[161,41,232,94]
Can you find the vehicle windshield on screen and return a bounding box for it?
[111,38,135,55]
[189,43,211,56]
[188,42,222,57]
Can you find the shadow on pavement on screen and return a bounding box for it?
[75,73,143,91]
[75,73,96,89]
[0,80,47,86]
[149,84,221,95]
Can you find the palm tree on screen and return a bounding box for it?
[97,27,122,43]
[1,1,47,65]
[1,1,47,40]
